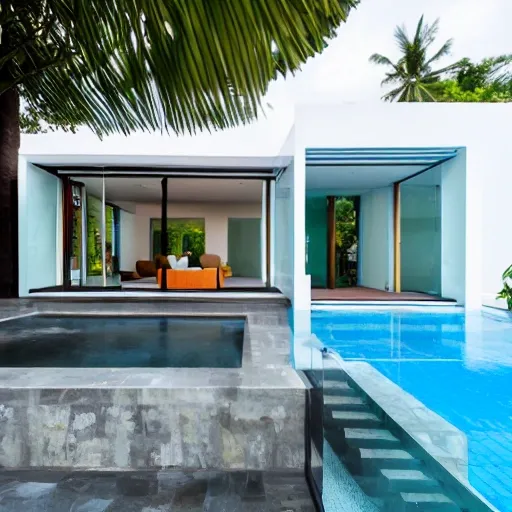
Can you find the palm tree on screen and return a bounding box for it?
[369,15,460,102]
[0,0,358,297]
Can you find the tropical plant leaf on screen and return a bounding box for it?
[369,14,460,103]
[1,0,359,136]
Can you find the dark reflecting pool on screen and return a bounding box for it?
[0,315,245,368]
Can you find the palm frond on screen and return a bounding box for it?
[3,0,360,136]
[425,39,454,66]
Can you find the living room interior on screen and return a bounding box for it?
[70,175,268,290]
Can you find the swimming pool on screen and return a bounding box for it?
[312,306,512,512]
[0,315,245,368]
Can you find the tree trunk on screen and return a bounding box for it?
[0,88,20,298]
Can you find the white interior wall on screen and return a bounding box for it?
[132,202,262,266]
[119,210,137,271]
[441,153,467,303]
[18,161,61,296]
[359,187,393,291]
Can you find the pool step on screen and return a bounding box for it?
[331,410,382,429]
[322,369,348,381]
[379,469,440,494]
[344,428,401,449]
[387,492,460,512]
[346,448,420,476]
[324,395,367,411]
[323,380,358,396]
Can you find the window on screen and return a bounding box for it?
[150,218,205,267]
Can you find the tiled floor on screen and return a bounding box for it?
[0,469,316,511]
[311,286,443,301]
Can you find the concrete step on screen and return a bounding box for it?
[322,369,348,381]
[347,448,420,476]
[388,492,460,512]
[344,428,401,449]
[331,410,381,428]
[322,380,357,396]
[379,469,440,494]
[324,395,367,411]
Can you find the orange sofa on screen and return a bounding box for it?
[157,268,224,290]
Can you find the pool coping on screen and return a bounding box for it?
[321,352,498,512]
[0,300,305,390]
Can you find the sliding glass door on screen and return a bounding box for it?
[400,167,442,296]
[66,176,121,288]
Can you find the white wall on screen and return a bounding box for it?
[295,103,512,309]
[360,187,393,291]
[441,153,466,303]
[132,202,261,266]
[18,160,61,296]
[119,209,137,271]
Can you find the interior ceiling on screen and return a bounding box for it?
[79,177,263,204]
[305,147,459,195]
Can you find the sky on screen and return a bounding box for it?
[264,0,512,106]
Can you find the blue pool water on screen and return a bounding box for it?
[0,315,244,368]
[312,307,512,512]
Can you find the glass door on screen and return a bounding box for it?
[69,183,84,286]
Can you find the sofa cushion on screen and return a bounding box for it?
[176,256,189,269]
[167,255,178,269]
[136,260,157,278]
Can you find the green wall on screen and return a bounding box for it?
[227,218,261,278]
[306,197,327,288]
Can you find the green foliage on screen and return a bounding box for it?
[335,198,356,251]
[497,265,512,310]
[370,15,460,102]
[432,80,512,103]
[152,219,205,266]
[2,0,358,137]
[19,102,77,134]
[456,56,512,92]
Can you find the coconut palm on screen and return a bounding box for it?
[0,0,358,296]
[369,16,460,102]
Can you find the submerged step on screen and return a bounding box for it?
[379,469,439,493]
[347,448,420,476]
[331,410,381,428]
[324,395,367,410]
[390,492,460,512]
[323,380,357,396]
[344,428,401,449]
[322,369,348,381]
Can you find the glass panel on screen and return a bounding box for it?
[400,167,442,296]
[70,184,83,286]
[150,218,205,268]
[85,192,104,286]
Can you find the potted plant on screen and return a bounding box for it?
[497,265,512,310]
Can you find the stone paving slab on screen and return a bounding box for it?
[0,469,315,511]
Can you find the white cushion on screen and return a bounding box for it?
[176,256,188,269]
[167,255,177,269]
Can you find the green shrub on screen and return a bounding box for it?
[497,265,512,310]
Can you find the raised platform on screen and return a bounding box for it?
[0,299,305,472]
[312,286,447,302]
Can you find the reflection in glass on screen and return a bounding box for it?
[400,167,442,296]
[151,218,205,267]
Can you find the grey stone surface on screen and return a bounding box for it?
[0,469,315,511]
[0,299,306,471]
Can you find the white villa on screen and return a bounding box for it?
[18,102,512,332]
